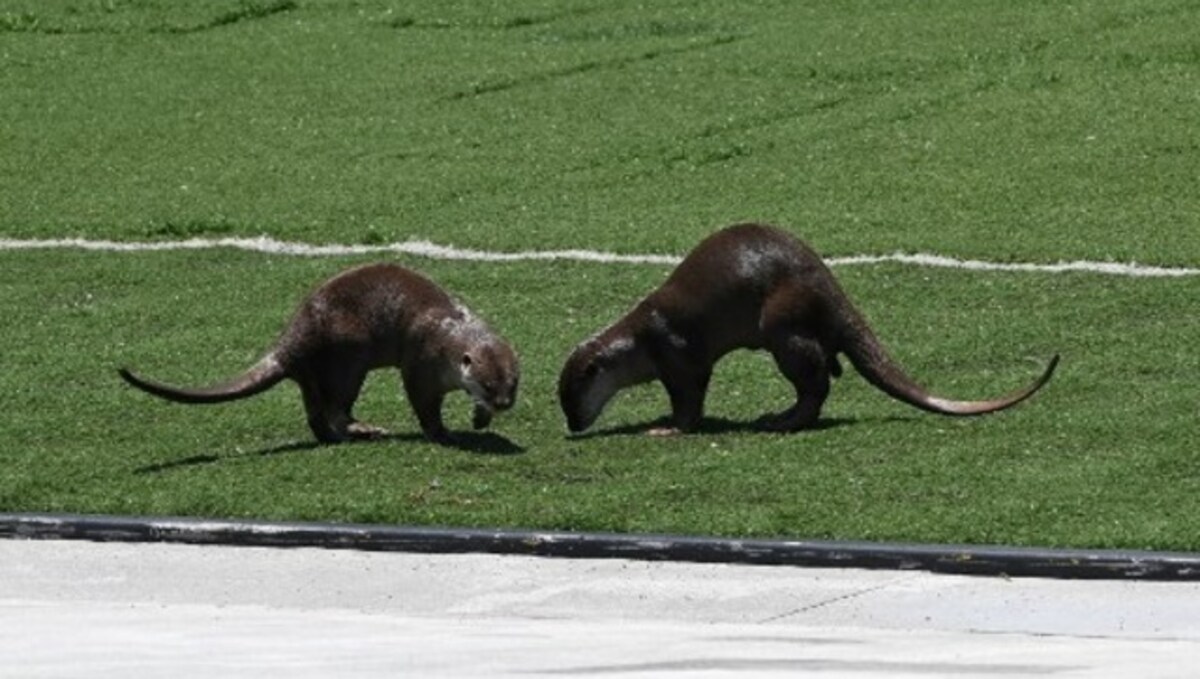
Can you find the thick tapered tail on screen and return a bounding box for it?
[838,305,1059,416]
[912,354,1058,415]
[118,354,286,405]
[847,345,1059,416]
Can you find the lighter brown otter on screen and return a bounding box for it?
[120,263,519,444]
[558,223,1058,435]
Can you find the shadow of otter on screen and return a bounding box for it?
[565,414,912,440]
[133,430,524,475]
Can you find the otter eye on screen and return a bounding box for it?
[461,354,473,368]
[584,362,599,378]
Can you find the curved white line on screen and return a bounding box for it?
[0,236,1196,278]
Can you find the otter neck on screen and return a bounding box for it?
[602,313,657,388]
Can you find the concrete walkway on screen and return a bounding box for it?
[2,539,1198,677]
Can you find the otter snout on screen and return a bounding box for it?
[559,384,603,434]
[558,371,586,433]
[564,410,586,434]
[558,347,610,435]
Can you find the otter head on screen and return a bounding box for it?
[459,340,520,427]
[558,332,647,434]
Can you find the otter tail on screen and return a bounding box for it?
[838,310,1058,416]
[118,354,287,405]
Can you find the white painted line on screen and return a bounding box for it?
[0,236,681,265]
[1,236,1197,278]
[830,252,1200,278]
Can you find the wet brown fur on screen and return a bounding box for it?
[120,263,519,444]
[559,223,1058,434]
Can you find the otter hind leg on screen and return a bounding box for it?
[300,351,380,444]
[334,376,388,440]
[298,375,348,444]
[322,354,386,441]
[827,353,844,378]
[761,334,831,432]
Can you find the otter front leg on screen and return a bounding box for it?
[472,402,493,430]
[401,366,452,444]
[653,361,713,436]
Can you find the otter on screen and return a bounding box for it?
[558,223,1058,435]
[119,263,519,444]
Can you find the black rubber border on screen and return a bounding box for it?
[3,512,1198,580]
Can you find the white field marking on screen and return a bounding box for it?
[829,252,1200,278]
[0,236,681,265]
[1,236,1198,278]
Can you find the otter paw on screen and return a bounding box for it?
[472,404,494,430]
[756,407,818,432]
[646,426,683,437]
[347,422,388,440]
[421,425,457,446]
[755,412,793,432]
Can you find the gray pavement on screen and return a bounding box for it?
[2,538,1198,677]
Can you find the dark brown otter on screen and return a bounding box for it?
[558,223,1058,434]
[119,263,519,444]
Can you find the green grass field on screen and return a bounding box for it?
[2,0,1197,550]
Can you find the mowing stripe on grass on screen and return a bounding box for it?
[2,237,1198,278]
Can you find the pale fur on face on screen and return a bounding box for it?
[567,332,644,430]
[459,360,491,411]
[435,304,512,412]
[574,367,619,431]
